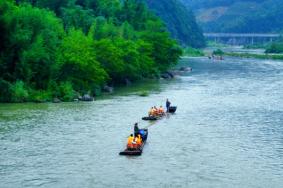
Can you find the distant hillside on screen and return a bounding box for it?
[181,0,283,33]
[146,0,205,48]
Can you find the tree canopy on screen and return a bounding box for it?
[0,0,182,102]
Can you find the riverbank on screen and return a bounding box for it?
[224,52,283,60]
[0,58,194,104]
[0,75,181,104]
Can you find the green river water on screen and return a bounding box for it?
[1,56,283,188]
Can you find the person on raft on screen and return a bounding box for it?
[154,106,159,115]
[134,122,139,137]
[148,107,154,117]
[135,134,142,146]
[148,106,165,117]
[127,134,134,148]
[127,133,142,149]
[158,106,165,115]
[166,99,171,112]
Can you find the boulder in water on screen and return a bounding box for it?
[53,98,61,103]
[103,85,114,93]
[161,71,174,79]
[179,66,192,72]
[80,94,94,101]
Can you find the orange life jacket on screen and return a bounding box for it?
[136,135,142,145]
[153,108,158,115]
[150,108,154,116]
[127,136,134,145]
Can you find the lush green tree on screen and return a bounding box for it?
[0,79,12,102]
[93,39,125,83]
[61,5,95,33]
[88,17,121,40]
[1,3,64,88]
[0,0,183,102]
[135,39,157,77]
[55,29,108,93]
[120,0,150,30]
[10,80,29,102]
[265,42,283,53]
[114,39,142,81]
[213,49,224,56]
[95,0,120,18]
[140,30,182,72]
[120,21,136,40]
[35,0,71,15]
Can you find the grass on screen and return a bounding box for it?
[206,41,229,48]
[224,52,283,60]
[183,47,205,57]
[138,91,149,97]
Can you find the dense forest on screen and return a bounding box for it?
[0,0,183,102]
[146,0,205,48]
[181,0,283,33]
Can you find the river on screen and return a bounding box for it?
[1,56,283,188]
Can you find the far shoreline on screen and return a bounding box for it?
[224,52,283,60]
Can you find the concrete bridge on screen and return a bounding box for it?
[204,33,281,45]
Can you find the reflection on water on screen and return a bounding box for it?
[1,57,283,187]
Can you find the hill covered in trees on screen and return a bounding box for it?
[181,0,283,33]
[146,0,205,48]
[0,0,182,102]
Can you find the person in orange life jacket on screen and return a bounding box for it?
[131,137,138,149]
[158,106,164,115]
[127,134,134,148]
[153,106,158,116]
[136,134,142,146]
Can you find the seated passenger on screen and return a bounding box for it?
[153,106,158,116]
[131,139,138,149]
[127,134,134,148]
[149,107,154,116]
[136,134,142,146]
[149,107,155,117]
[158,106,164,115]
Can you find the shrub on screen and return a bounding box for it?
[10,80,29,102]
[139,91,149,97]
[183,47,204,57]
[0,79,12,102]
[29,90,52,103]
[265,42,283,53]
[59,82,75,102]
[213,49,224,56]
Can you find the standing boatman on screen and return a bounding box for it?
[166,99,171,112]
[134,123,139,137]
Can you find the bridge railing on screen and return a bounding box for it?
[204,33,281,38]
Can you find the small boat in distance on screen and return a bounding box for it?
[119,129,148,156]
[168,106,177,113]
